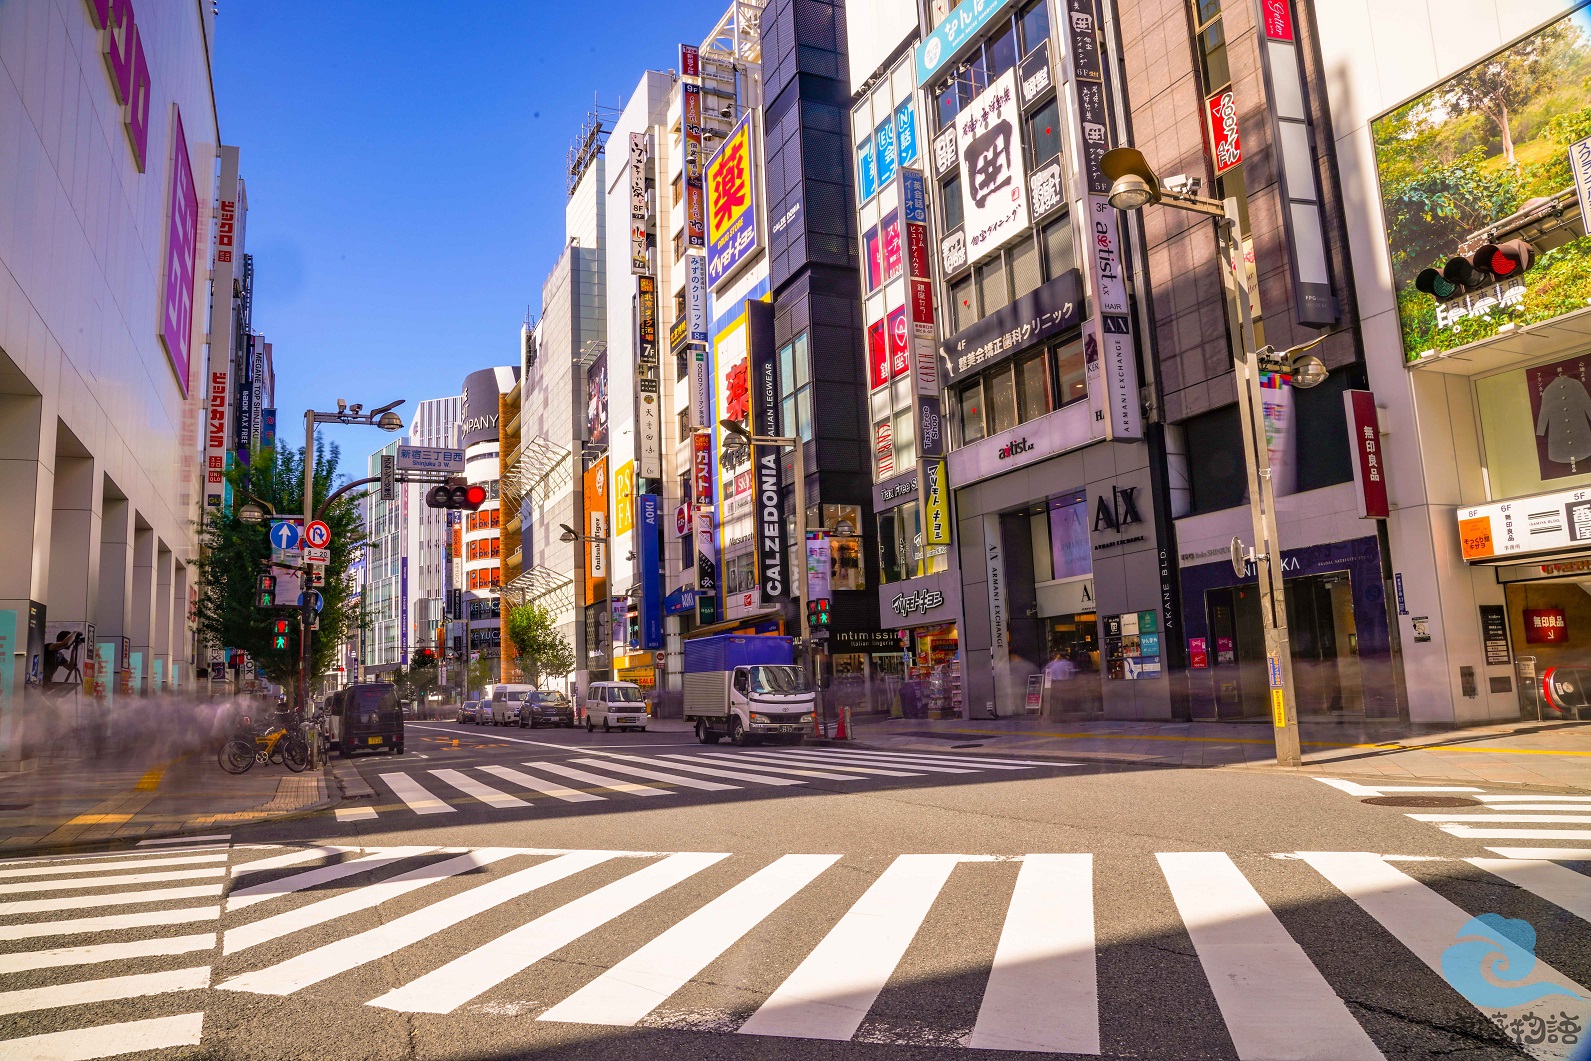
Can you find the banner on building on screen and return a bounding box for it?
[686,253,708,342]
[159,110,198,397]
[203,147,241,510]
[705,112,761,288]
[637,275,658,365]
[924,459,952,545]
[683,84,705,248]
[695,508,719,624]
[1345,390,1389,519]
[957,68,1029,266]
[692,345,712,428]
[638,377,662,480]
[584,457,608,603]
[806,537,832,601]
[693,430,713,504]
[614,460,634,537]
[680,43,699,78]
[748,301,789,600]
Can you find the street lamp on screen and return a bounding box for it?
[1102,147,1335,768]
[718,418,816,703]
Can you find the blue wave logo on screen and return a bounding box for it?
[1441,914,1584,1009]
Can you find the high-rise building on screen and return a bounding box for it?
[461,368,518,686]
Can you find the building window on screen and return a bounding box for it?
[958,377,987,444]
[1020,0,1051,55]
[987,363,1019,433]
[977,258,1010,317]
[1043,217,1075,280]
[1026,99,1063,169]
[1017,350,1051,421]
[1054,339,1087,408]
[942,174,964,231]
[778,333,813,444]
[952,274,977,332]
[986,21,1018,80]
[1010,237,1042,298]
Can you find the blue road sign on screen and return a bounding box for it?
[297,590,324,613]
[269,520,301,551]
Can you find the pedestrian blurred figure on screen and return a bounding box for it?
[900,677,923,720]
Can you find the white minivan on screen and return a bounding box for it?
[585,681,648,732]
[487,684,533,726]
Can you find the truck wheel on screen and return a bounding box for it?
[602,718,610,733]
[730,717,752,747]
[586,717,594,732]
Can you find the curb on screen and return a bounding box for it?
[326,759,376,801]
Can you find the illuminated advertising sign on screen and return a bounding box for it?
[160,111,198,396]
[705,112,761,288]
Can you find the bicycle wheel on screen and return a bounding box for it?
[282,735,309,772]
[220,739,255,774]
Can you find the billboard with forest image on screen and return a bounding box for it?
[1372,5,1591,362]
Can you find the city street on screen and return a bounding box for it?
[0,730,1587,1059]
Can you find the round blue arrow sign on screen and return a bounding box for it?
[269,521,301,550]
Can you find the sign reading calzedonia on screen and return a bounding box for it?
[1459,484,1591,562]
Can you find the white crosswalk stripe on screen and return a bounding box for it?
[0,932,217,974]
[1315,776,1591,855]
[514,760,672,796]
[226,846,437,912]
[429,768,531,808]
[377,772,455,814]
[0,1013,206,1060]
[480,764,607,802]
[567,757,740,791]
[584,752,806,786]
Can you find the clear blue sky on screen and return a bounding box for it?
[213,0,725,468]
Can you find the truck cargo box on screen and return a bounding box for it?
[682,634,795,674]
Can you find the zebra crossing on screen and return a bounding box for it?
[1318,777,1591,860]
[337,745,1076,822]
[0,834,1587,1058]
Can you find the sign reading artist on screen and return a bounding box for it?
[957,69,1030,266]
[942,270,1082,384]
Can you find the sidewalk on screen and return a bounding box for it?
[848,714,1591,790]
[0,748,336,852]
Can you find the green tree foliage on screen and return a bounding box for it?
[390,652,439,703]
[1438,22,1572,167]
[504,603,575,688]
[192,442,365,689]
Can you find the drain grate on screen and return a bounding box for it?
[897,730,993,741]
[951,743,985,749]
[1361,795,1482,808]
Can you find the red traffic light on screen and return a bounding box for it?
[426,483,488,511]
[1473,240,1534,279]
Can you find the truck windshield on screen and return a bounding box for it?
[750,666,805,694]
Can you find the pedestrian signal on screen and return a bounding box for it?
[807,597,831,627]
[273,619,290,651]
[255,574,275,608]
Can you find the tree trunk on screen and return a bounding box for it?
[1497,98,1516,168]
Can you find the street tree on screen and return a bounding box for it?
[504,602,575,689]
[1438,22,1570,169]
[192,441,365,688]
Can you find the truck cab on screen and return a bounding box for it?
[684,634,816,745]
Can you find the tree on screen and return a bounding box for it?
[504,603,575,688]
[390,651,439,703]
[1440,23,1570,168]
[192,442,365,690]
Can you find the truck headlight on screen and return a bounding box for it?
[750,713,770,724]
[801,713,815,723]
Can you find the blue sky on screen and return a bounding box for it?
[213,0,725,467]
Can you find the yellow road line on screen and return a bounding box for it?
[135,766,166,791]
[932,727,1591,757]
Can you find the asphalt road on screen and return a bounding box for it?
[2,720,1588,1060]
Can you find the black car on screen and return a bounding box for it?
[520,691,575,728]
[327,683,405,757]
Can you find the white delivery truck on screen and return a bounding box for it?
[683,634,816,746]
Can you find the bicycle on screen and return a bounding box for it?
[219,714,309,774]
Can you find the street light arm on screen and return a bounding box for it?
[1159,189,1228,218]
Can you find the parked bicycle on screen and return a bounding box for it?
[219,712,309,774]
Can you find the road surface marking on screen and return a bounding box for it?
[1158,852,1381,1061]
[1299,852,1591,1061]
[1477,795,1591,803]
[739,853,960,1041]
[1436,825,1591,840]
[220,851,615,995]
[226,847,436,912]
[479,765,606,802]
[429,769,531,808]
[0,906,220,942]
[377,773,455,815]
[772,749,977,774]
[580,753,805,786]
[567,758,739,792]
[0,884,223,917]
[1465,804,1591,811]
[0,844,232,869]
[825,749,1053,769]
[0,854,228,881]
[1467,858,1591,923]
[1314,779,1480,796]
[138,834,231,846]
[1486,847,1591,860]
[0,1012,205,1060]
[0,866,225,896]
[232,846,358,879]
[539,853,840,1028]
[695,752,873,780]
[968,853,1099,1054]
[721,750,923,777]
[0,932,217,974]
[223,849,514,955]
[368,852,728,1014]
[517,761,671,797]
[335,806,378,822]
[1407,813,1591,824]
[0,966,210,1016]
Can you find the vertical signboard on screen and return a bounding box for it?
[1344,390,1390,519]
[584,457,609,604]
[748,301,790,601]
[1205,89,1242,175]
[705,112,761,288]
[683,83,706,248]
[630,132,650,274]
[204,147,241,510]
[923,460,951,545]
[957,69,1030,266]
[638,378,663,480]
[695,508,719,624]
[680,43,699,78]
[692,345,712,429]
[692,431,713,504]
[983,513,1012,713]
[686,253,708,342]
[639,494,663,649]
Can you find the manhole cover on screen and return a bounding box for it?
[1361,795,1482,808]
[951,743,984,749]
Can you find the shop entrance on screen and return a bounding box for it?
[1503,577,1591,719]
[1198,571,1362,719]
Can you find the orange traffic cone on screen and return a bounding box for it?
[834,708,848,741]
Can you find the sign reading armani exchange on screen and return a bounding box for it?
[942,270,1082,384]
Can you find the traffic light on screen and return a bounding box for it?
[273,619,289,651]
[807,597,830,627]
[255,574,275,608]
[425,481,487,511]
[1414,240,1535,302]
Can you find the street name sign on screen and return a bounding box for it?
[396,445,465,473]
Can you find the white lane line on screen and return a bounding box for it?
[968,854,1098,1054]
[0,1012,205,1060]
[335,806,378,822]
[722,751,923,778]
[1408,813,1591,824]
[738,853,960,1041]
[479,765,606,803]
[0,906,220,942]
[694,753,872,781]
[820,749,1046,769]
[0,845,235,869]
[226,847,436,912]
[0,867,225,896]
[222,850,510,955]
[232,846,358,879]
[1159,852,1381,1061]
[1313,778,1479,796]
[404,724,693,750]
[579,753,805,787]
[0,932,217,974]
[1485,847,1591,860]
[0,884,223,917]
[567,758,739,792]
[429,769,531,809]
[517,761,672,797]
[0,854,228,881]
[1465,805,1591,812]
[773,750,978,774]
[1437,826,1591,840]
[1478,795,1591,802]
[1468,858,1591,923]
[377,773,456,815]
[220,851,615,996]
[138,834,231,846]
[0,966,210,1016]
[1300,852,1591,1061]
[539,853,840,1028]
[368,852,728,1014]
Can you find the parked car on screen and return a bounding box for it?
[326,683,404,757]
[585,681,649,732]
[520,691,574,728]
[456,700,481,724]
[487,684,533,725]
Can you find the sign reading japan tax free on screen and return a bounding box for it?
[395,445,464,473]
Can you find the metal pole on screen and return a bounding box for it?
[791,437,813,717]
[302,410,317,767]
[1218,198,1302,767]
